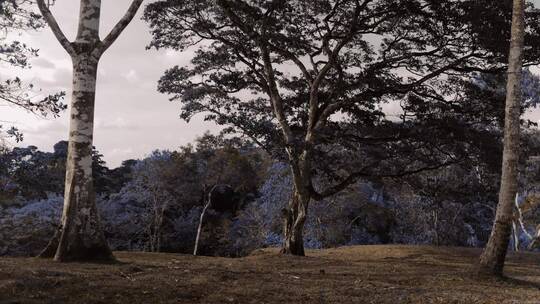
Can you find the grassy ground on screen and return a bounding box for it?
[1,245,540,303]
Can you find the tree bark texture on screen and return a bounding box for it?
[479,0,525,276]
[281,184,310,256]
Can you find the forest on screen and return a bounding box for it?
[2,0,540,303]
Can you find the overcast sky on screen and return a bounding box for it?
[3,1,540,167]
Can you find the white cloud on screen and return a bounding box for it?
[109,147,134,156]
[121,69,139,83]
[32,57,56,69]
[96,117,138,130]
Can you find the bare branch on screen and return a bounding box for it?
[310,159,461,201]
[94,0,144,57]
[36,0,75,56]
[216,0,295,148]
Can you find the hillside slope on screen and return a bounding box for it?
[1,245,539,303]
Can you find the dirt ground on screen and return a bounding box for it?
[1,245,540,304]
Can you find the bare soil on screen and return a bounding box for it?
[1,245,540,303]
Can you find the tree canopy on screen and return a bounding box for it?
[145,0,540,200]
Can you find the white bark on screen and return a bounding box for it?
[37,0,143,261]
[194,185,218,256]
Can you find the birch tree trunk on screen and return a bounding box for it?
[478,0,525,276]
[36,0,143,262]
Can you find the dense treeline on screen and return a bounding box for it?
[0,134,268,255]
[1,127,539,257]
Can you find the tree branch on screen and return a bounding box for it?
[310,159,461,201]
[94,0,144,57]
[216,0,295,148]
[36,0,75,56]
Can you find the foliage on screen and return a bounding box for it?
[144,0,540,201]
[0,0,65,141]
[2,1,540,257]
[100,133,268,254]
[0,194,62,256]
[0,141,119,203]
[1,129,539,257]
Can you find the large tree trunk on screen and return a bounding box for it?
[478,0,525,276]
[39,0,111,262]
[55,54,112,261]
[281,185,310,256]
[37,0,143,262]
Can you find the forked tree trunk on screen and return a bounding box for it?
[281,187,310,256]
[36,0,143,262]
[478,0,525,276]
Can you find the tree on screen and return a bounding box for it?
[0,141,117,208]
[479,0,525,276]
[194,184,217,256]
[190,134,264,255]
[36,0,143,262]
[145,0,540,255]
[1,145,62,200]
[127,151,178,252]
[0,0,65,141]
